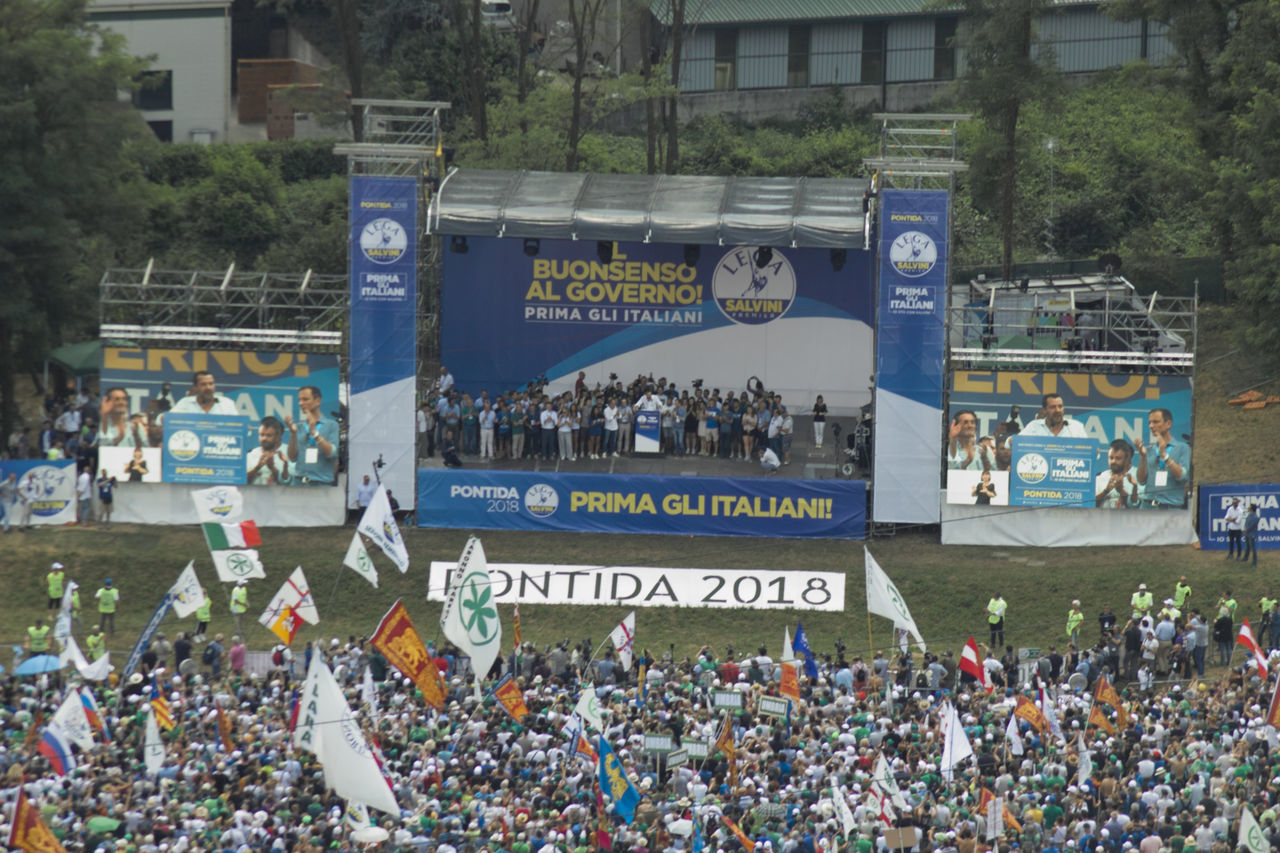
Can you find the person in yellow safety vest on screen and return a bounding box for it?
[1159,598,1181,625]
[27,618,51,653]
[1174,576,1192,611]
[1066,600,1085,646]
[195,588,212,643]
[230,579,248,637]
[95,578,119,637]
[1131,583,1153,619]
[1217,589,1238,621]
[987,594,1007,648]
[85,625,106,661]
[46,561,65,612]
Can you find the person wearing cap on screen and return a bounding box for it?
[231,580,249,637]
[46,562,65,611]
[1066,601,1084,646]
[1131,584,1153,620]
[95,577,119,636]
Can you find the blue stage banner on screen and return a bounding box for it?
[873,190,949,524]
[162,413,249,484]
[1008,435,1099,507]
[349,176,418,509]
[440,237,876,416]
[418,471,866,539]
[1199,484,1280,550]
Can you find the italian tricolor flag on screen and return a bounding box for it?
[202,520,262,550]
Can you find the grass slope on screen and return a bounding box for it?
[3,306,1276,665]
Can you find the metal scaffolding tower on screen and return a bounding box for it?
[99,261,347,350]
[864,113,971,190]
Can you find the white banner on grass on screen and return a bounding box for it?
[428,563,845,611]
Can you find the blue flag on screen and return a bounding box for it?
[792,621,818,679]
[692,817,704,853]
[124,593,176,677]
[597,735,640,823]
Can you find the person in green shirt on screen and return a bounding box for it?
[46,561,65,611]
[27,618,51,653]
[95,578,119,637]
[85,625,107,660]
[231,580,248,637]
[194,588,211,642]
[1174,576,1192,611]
[1066,600,1084,645]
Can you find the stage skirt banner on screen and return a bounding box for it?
[1199,483,1280,550]
[427,562,846,611]
[417,470,866,539]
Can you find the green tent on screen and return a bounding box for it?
[47,340,102,376]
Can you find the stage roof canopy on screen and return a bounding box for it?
[428,170,872,248]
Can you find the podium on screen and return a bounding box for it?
[634,410,662,455]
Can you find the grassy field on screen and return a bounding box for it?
[3,305,1276,666]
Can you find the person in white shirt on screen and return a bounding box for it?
[479,402,497,460]
[170,371,240,416]
[76,466,92,524]
[436,366,454,396]
[1223,497,1245,558]
[603,401,619,457]
[355,474,377,508]
[1019,393,1088,438]
[245,416,291,485]
[760,446,781,473]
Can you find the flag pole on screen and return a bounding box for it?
[866,611,874,659]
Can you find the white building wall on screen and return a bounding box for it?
[89,0,232,143]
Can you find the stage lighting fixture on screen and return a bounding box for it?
[830,248,847,272]
[137,310,152,327]
[215,311,231,330]
[523,238,540,257]
[597,241,613,264]
[753,247,773,268]
[1019,277,1030,293]
[295,313,309,333]
[683,244,700,267]
[450,235,469,254]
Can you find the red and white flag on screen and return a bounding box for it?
[609,611,636,671]
[1237,619,1270,673]
[960,636,992,693]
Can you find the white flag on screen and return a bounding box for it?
[191,486,244,523]
[831,783,856,837]
[940,702,973,783]
[169,561,207,618]
[357,485,408,573]
[609,611,636,671]
[985,790,1004,840]
[440,536,501,689]
[211,549,266,582]
[144,706,165,776]
[575,688,605,732]
[1239,806,1270,853]
[54,581,79,643]
[59,635,111,682]
[873,754,910,810]
[1039,684,1065,742]
[864,548,926,651]
[1005,710,1025,756]
[1077,734,1093,786]
[259,567,320,629]
[291,651,400,815]
[343,533,379,588]
[53,690,95,751]
[782,626,795,662]
[362,666,379,717]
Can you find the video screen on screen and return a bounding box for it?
[99,347,341,487]
[946,371,1192,509]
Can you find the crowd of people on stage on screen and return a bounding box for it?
[419,368,831,469]
[6,569,1280,853]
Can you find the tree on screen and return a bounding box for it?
[0,0,150,441]
[952,0,1060,278]
[565,0,610,170]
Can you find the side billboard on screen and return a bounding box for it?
[440,238,875,414]
[418,470,866,539]
[1199,484,1280,550]
[0,460,78,526]
[98,347,341,487]
[945,370,1193,510]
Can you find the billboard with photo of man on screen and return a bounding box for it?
[98,347,341,486]
[945,371,1192,510]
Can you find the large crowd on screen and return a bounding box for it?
[419,367,832,469]
[5,573,1280,853]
